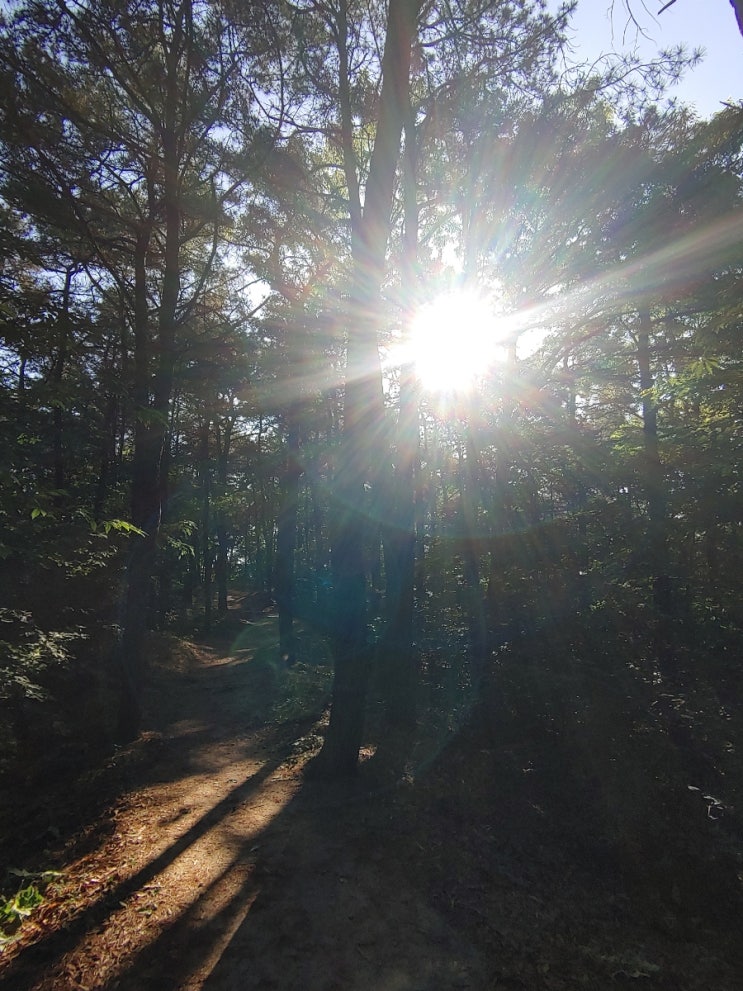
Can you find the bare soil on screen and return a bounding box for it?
[1,616,742,991]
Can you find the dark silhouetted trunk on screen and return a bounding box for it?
[731,0,743,37]
[319,0,419,776]
[118,221,157,742]
[459,424,487,695]
[199,418,213,633]
[52,267,73,503]
[118,93,181,740]
[276,415,302,664]
[638,309,673,669]
[379,100,419,736]
[93,346,120,523]
[380,363,419,732]
[215,417,234,615]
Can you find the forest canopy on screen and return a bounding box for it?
[0,0,742,799]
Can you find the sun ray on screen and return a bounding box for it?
[408,289,506,393]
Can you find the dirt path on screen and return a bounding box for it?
[0,623,301,989]
[0,622,489,991]
[3,618,743,991]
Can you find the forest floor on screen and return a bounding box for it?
[1,609,742,991]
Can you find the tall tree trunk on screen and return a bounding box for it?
[157,436,173,631]
[18,353,27,395]
[379,101,420,737]
[308,474,327,615]
[565,359,590,610]
[276,415,302,664]
[52,267,74,504]
[118,222,156,742]
[93,344,120,523]
[380,363,419,731]
[215,417,233,615]
[318,0,419,776]
[118,78,181,739]
[200,418,213,633]
[731,0,743,37]
[459,152,487,696]
[459,423,487,695]
[637,308,673,666]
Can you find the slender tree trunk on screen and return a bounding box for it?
[93,347,120,523]
[242,513,252,587]
[637,308,673,666]
[214,417,233,615]
[459,423,487,694]
[380,363,419,731]
[731,0,743,37]
[324,283,385,771]
[118,68,182,738]
[157,437,173,631]
[276,415,302,664]
[564,360,590,610]
[199,418,213,633]
[379,101,420,736]
[183,539,197,613]
[318,0,419,776]
[307,475,327,618]
[118,223,156,742]
[638,309,669,609]
[52,267,74,504]
[18,354,26,395]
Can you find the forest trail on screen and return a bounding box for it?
[0,619,487,991]
[2,614,743,991]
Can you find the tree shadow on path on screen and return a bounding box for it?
[0,617,317,991]
[4,615,743,991]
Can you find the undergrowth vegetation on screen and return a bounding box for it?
[0,870,60,947]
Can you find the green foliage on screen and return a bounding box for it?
[0,869,61,944]
[0,609,83,703]
[272,662,333,723]
[161,519,198,560]
[0,885,42,939]
[272,658,333,723]
[87,517,146,539]
[0,0,739,817]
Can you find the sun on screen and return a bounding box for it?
[409,289,504,392]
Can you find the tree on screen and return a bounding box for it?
[314,0,420,775]
[617,1,743,47]
[657,0,743,41]
[0,0,280,738]
[283,0,622,772]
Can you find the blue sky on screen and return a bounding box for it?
[559,0,743,117]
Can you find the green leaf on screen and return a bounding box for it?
[99,519,146,538]
[0,883,45,939]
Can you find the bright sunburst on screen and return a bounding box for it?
[409,290,504,392]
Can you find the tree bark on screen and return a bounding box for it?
[637,308,673,667]
[459,424,487,695]
[379,99,420,737]
[318,0,419,776]
[276,415,301,665]
[733,0,743,38]
[380,362,419,731]
[199,418,213,633]
[93,343,120,523]
[215,416,234,616]
[118,22,183,738]
[51,267,74,504]
[117,221,156,742]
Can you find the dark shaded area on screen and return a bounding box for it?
[2,612,742,990]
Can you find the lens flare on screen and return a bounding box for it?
[410,290,504,392]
